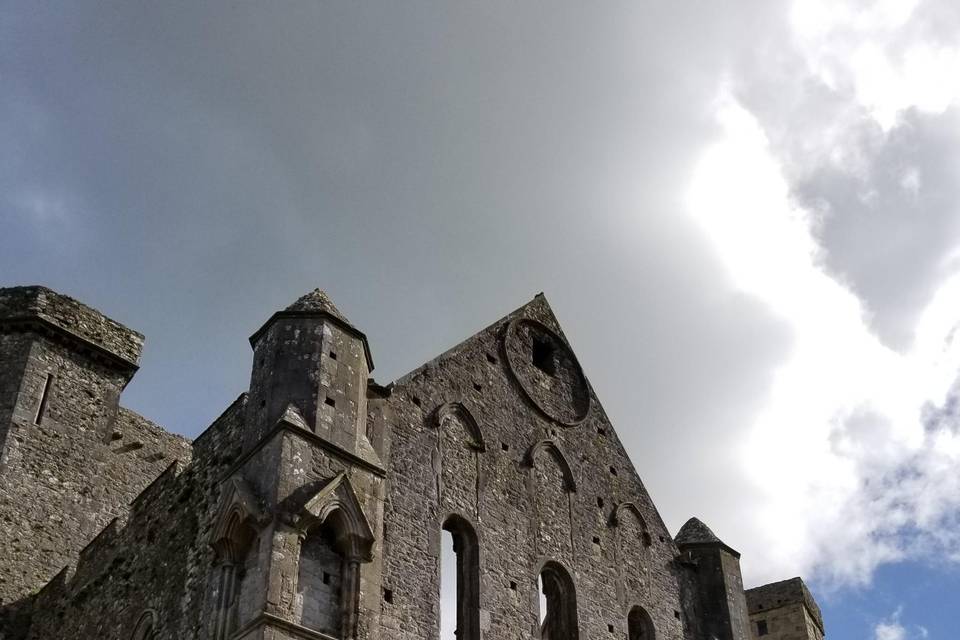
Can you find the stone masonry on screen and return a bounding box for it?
[745,578,824,640]
[0,285,826,640]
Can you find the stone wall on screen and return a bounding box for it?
[745,578,824,640]
[0,332,190,613]
[26,395,247,640]
[380,295,688,640]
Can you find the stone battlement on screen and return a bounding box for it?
[0,286,143,373]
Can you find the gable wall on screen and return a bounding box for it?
[381,296,687,640]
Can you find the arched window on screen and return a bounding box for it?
[628,606,655,640]
[292,473,375,640]
[539,561,579,640]
[131,610,157,640]
[209,479,263,640]
[299,517,346,636]
[440,514,480,640]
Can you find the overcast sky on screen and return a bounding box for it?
[3,1,960,637]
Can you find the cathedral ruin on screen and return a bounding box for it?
[0,285,824,640]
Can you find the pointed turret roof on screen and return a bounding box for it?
[675,517,722,546]
[285,288,351,325]
[248,287,373,370]
[675,517,741,557]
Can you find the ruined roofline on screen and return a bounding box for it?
[0,285,144,376]
[390,291,549,387]
[745,577,825,635]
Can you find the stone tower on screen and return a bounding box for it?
[0,287,189,637]
[745,578,824,640]
[675,517,751,640]
[208,289,388,639]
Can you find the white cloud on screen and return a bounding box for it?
[686,86,960,586]
[875,619,907,640]
[874,607,928,640]
[790,0,960,131]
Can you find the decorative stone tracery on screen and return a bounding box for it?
[292,472,376,639]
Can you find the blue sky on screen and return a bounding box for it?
[3,2,960,637]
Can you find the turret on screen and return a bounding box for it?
[244,289,375,455]
[676,517,751,640]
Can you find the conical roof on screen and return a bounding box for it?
[249,288,373,370]
[675,517,723,546]
[285,289,351,326]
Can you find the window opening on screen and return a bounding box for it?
[441,515,480,640]
[532,337,557,376]
[757,620,769,636]
[35,374,53,425]
[627,605,655,640]
[539,561,579,640]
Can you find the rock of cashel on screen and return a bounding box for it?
[0,284,824,640]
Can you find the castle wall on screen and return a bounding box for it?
[26,395,247,640]
[380,296,688,640]
[747,602,823,640]
[745,578,824,640]
[1,286,826,640]
[0,333,191,609]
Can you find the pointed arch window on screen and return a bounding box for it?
[293,473,375,640]
[440,514,480,640]
[209,479,264,640]
[539,561,579,640]
[628,605,656,640]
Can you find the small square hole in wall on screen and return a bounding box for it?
[383,588,393,604]
[607,624,615,633]
[325,396,336,408]
[260,399,267,408]
[486,353,498,364]
[501,442,510,452]
[658,535,665,542]
[597,427,606,436]
[329,351,337,361]
[322,572,331,585]
[412,396,422,408]
[509,581,517,591]
[597,497,604,508]
[674,611,681,620]
[642,532,653,547]
[592,536,601,545]
[609,466,617,476]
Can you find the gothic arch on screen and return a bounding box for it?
[209,478,265,640]
[441,514,481,640]
[295,472,375,560]
[432,402,486,451]
[539,560,579,640]
[525,440,577,492]
[610,502,652,547]
[293,473,376,639]
[210,477,264,563]
[628,605,656,640]
[131,609,157,640]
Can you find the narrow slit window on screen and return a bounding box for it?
[35,374,53,425]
